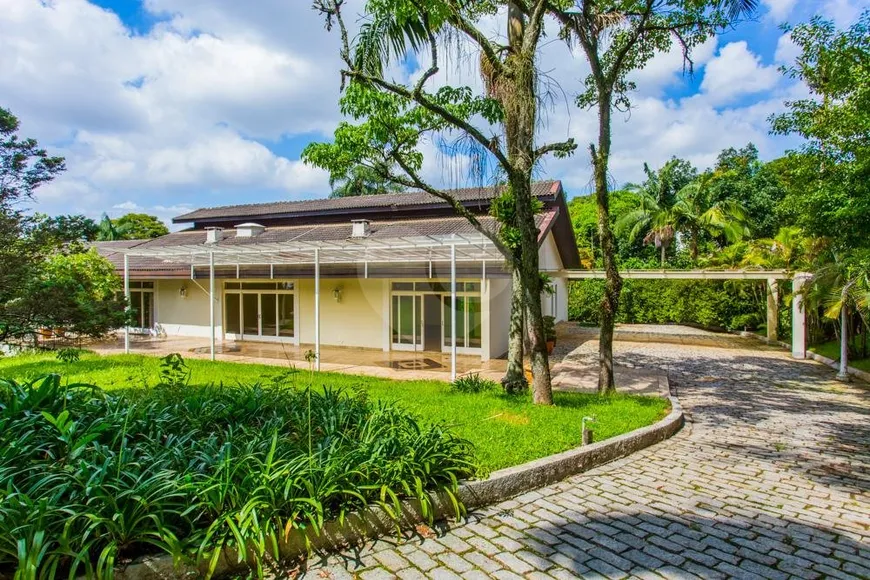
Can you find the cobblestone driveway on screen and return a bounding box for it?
[304,340,870,579]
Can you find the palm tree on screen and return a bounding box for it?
[615,190,677,267]
[673,174,749,262]
[743,226,819,271]
[95,213,131,241]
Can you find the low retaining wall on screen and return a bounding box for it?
[115,391,684,579]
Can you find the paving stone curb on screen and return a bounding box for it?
[112,384,683,579]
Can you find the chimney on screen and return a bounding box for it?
[234,223,266,238]
[205,227,224,244]
[351,219,371,238]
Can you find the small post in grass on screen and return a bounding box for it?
[582,416,596,446]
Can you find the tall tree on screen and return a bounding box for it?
[770,11,870,249]
[549,0,758,392]
[306,0,579,403]
[113,213,169,239]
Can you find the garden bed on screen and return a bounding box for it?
[0,351,669,578]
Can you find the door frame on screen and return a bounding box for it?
[223,281,298,344]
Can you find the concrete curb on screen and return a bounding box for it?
[114,384,683,579]
[733,330,870,384]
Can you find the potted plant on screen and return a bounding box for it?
[544,315,557,355]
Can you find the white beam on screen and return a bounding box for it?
[451,243,457,382]
[209,251,215,361]
[123,254,130,354]
[564,269,791,281]
[314,248,321,372]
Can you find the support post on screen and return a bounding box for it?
[209,251,215,361]
[123,254,130,354]
[314,248,321,372]
[838,300,850,381]
[792,273,809,359]
[451,243,457,382]
[766,278,779,343]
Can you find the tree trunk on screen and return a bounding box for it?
[660,244,666,268]
[502,264,527,393]
[592,91,623,395]
[838,302,850,381]
[501,0,552,404]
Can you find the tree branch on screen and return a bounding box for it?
[534,139,577,160]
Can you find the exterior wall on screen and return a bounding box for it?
[538,232,569,322]
[297,278,386,349]
[487,276,511,359]
[154,279,222,338]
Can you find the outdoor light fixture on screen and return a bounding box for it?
[332,286,343,303]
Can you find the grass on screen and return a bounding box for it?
[0,351,669,473]
[809,340,870,372]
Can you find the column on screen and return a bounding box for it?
[209,251,215,361]
[766,278,779,343]
[314,248,321,372]
[838,301,850,381]
[792,273,810,359]
[450,244,457,382]
[123,254,130,354]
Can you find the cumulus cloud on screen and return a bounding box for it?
[763,0,799,21]
[0,0,831,220]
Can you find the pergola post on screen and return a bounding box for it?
[314,248,321,372]
[792,273,810,359]
[766,278,779,343]
[209,250,215,361]
[450,243,457,382]
[123,254,130,354]
[838,299,850,381]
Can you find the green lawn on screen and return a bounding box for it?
[0,351,670,473]
[810,340,870,372]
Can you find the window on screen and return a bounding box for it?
[129,289,154,328]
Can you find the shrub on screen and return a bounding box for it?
[568,279,768,330]
[543,316,557,343]
[451,373,499,394]
[55,347,84,364]
[0,374,476,578]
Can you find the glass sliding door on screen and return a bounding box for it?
[443,295,482,350]
[391,294,422,349]
[225,282,295,342]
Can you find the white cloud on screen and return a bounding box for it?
[700,41,781,106]
[763,0,799,21]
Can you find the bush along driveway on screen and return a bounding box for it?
[306,340,870,579]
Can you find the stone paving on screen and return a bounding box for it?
[299,338,870,579]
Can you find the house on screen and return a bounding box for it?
[96,180,580,378]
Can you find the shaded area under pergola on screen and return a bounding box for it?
[119,233,505,381]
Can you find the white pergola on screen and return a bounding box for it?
[120,233,505,380]
[561,268,812,359]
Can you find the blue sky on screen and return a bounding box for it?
[1,0,867,227]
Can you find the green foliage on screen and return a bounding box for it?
[543,316,557,342]
[112,213,169,240]
[451,373,499,394]
[770,11,870,248]
[329,164,404,198]
[569,279,767,330]
[0,374,477,578]
[56,348,83,364]
[158,353,190,388]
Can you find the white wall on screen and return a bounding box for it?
[297,278,385,348]
[155,279,222,337]
[538,232,569,322]
[487,276,511,359]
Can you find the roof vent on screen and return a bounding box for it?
[205,227,224,244]
[351,219,371,238]
[235,222,266,238]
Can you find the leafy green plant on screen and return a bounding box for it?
[157,353,190,388]
[55,347,83,364]
[0,374,476,579]
[451,373,498,394]
[543,316,557,343]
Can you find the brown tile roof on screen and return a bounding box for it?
[173,181,562,223]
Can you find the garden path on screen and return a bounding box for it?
[301,336,870,579]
